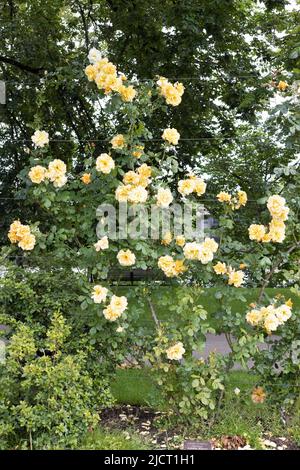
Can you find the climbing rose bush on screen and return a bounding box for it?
[4,48,300,425]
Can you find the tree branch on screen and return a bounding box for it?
[0,55,44,74]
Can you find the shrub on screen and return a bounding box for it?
[0,312,113,449]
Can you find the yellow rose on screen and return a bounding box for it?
[198,246,214,264]
[158,255,175,277]
[127,185,148,203]
[18,233,36,251]
[85,64,97,81]
[156,187,173,208]
[47,159,67,180]
[132,145,144,158]
[91,285,108,303]
[162,128,180,145]
[227,269,244,287]
[267,195,287,220]
[277,80,288,91]
[217,191,231,203]
[117,249,136,266]
[53,175,67,188]
[123,170,140,185]
[213,262,227,275]
[119,85,137,102]
[103,306,122,322]
[109,295,128,314]
[251,387,266,404]
[166,342,185,361]
[193,177,206,196]
[264,313,280,332]
[202,237,218,254]
[28,165,47,184]
[161,231,173,246]
[175,235,186,247]
[81,173,91,184]
[237,190,247,207]
[8,220,22,243]
[137,163,152,178]
[183,242,202,260]
[246,309,262,326]
[115,184,132,202]
[110,134,125,149]
[178,178,195,196]
[174,259,187,275]
[248,224,266,242]
[276,304,292,324]
[94,236,109,251]
[96,153,115,174]
[31,130,49,148]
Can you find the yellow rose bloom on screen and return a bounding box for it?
[123,170,140,185]
[110,134,125,149]
[109,295,128,314]
[264,313,280,332]
[277,80,288,91]
[28,165,47,184]
[202,237,218,254]
[31,130,49,148]
[53,175,67,188]
[178,178,195,196]
[117,249,136,266]
[248,224,266,242]
[161,231,173,246]
[228,269,245,288]
[96,153,115,174]
[174,259,187,275]
[132,145,144,158]
[158,255,175,277]
[267,195,287,219]
[213,261,227,275]
[81,173,91,184]
[246,309,262,326]
[276,304,292,324]
[91,285,108,303]
[94,236,109,251]
[175,235,186,247]
[18,233,36,251]
[8,220,22,243]
[137,163,152,178]
[269,219,286,243]
[159,81,183,106]
[115,184,132,202]
[183,242,202,260]
[193,177,207,196]
[156,187,173,208]
[251,387,266,404]
[198,246,214,264]
[127,185,148,203]
[47,159,67,180]
[119,85,137,102]
[217,191,231,203]
[85,64,97,81]
[237,190,247,207]
[103,306,122,322]
[166,342,185,361]
[286,298,293,308]
[162,128,180,145]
